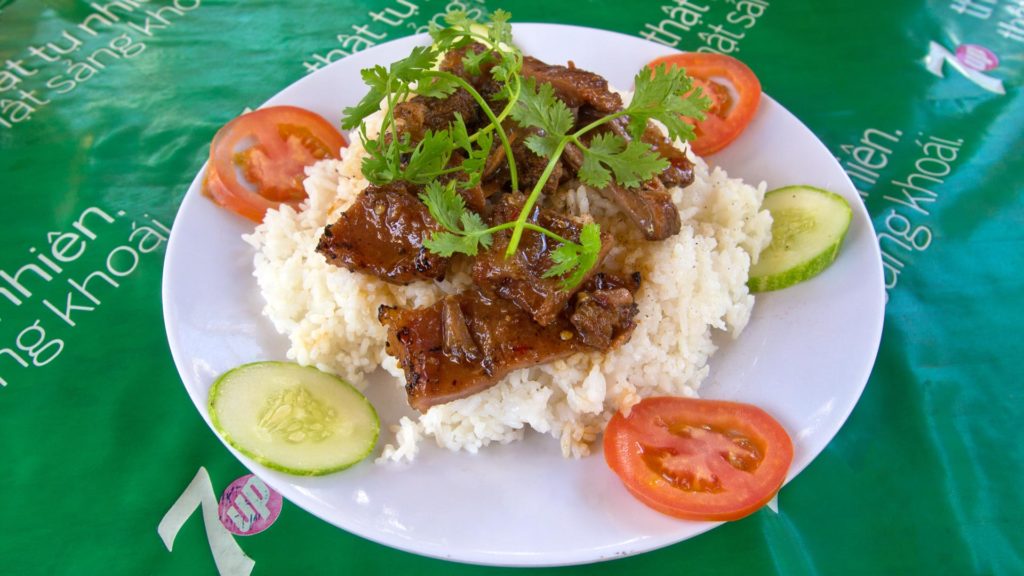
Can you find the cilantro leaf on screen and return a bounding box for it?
[419,191,491,257]
[361,133,404,185]
[448,113,493,188]
[577,133,669,189]
[428,23,471,52]
[487,9,513,47]
[460,211,491,248]
[576,133,625,189]
[463,138,493,184]
[522,132,563,161]
[488,70,514,102]
[412,75,459,99]
[403,130,455,184]
[443,10,476,30]
[360,150,391,185]
[488,53,519,102]
[342,66,389,130]
[342,47,441,130]
[419,180,464,232]
[423,231,479,257]
[625,63,709,142]
[390,45,440,83]
[510,78,573,158]
[460,136,494,188]
[428,11,481,53]
[462,48,494,77]
[542,222,602,289]
[606,140,670,187]
[450,112,472,151]
[428,19,455,41]
[419,180,492,257]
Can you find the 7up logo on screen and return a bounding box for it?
[158,468,283,575]
[925,41,1006,94]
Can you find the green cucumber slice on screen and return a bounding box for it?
[749,185,852,292]
[209,361,379,476]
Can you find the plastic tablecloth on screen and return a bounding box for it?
[2,0,1021,573]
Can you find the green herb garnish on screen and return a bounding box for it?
[502,63,709,258]
[419,180,493,257]
[342,11,708,289]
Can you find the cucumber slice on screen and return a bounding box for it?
[209,362,379,476]
[749,185,852,292]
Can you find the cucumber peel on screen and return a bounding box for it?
[749,185,852,293]
[209,361,379,476]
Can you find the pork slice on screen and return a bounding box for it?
[316,181,448,285]
[379,290,584,412]
[521,56,622,113]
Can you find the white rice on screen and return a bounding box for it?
[244,97,772,463]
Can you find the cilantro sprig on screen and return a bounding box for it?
[343,11,520,191]
[420,180,601,289]
[340,12,708,290]
[420,180,493,257]
[503,63,709,256]
[542,221,602,289]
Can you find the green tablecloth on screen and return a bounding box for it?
[2,0,1021,573]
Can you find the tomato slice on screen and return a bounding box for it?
[647,53,761,156]
[203,106,348,222]
[603,396,793,521]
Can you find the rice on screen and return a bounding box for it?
[243,97,772,463]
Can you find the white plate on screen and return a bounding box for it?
[162,24,885,566]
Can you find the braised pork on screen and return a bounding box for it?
[379,290,584,412]
[358,49,699,411]
[521,56,622,113]
[380,277,639,412]
[316,181,448,284]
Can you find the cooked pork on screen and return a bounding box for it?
[379,290,584,412]
[361,49,696,411]
[316,181,448,284]
[570,272,641,349]
[394,87,480,142]
[380,274,639,412]
[521,56,622,113]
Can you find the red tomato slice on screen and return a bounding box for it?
[603,396,793,521]
[203,106,348,222]
[647,53,761,156]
